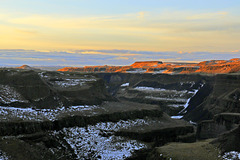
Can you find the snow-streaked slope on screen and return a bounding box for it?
[52,119,153,159]
[0,105,99,121]
[222,151,240,160]
[0,150,9,160]
[0,85,28,104]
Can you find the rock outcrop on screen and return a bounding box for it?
[212,124,240,153]
[16,65,36,70]
[57,58,240,74]
[184,74,240,122]
[0,69,112,108]
[2,64,240,159]
[196,113,240,139]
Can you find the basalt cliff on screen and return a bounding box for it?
[58,58,240,74]
[0,59,240,160]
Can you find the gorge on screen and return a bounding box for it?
[0,59,240,159]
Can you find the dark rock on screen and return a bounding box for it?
[212,125,240,153]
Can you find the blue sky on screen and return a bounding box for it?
[0,0,240,66]
[1,0,239,15]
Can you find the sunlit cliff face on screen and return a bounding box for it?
[57,58,240,74]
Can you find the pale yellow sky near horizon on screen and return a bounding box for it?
[0,10,239,53]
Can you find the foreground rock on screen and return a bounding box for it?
[0,69,112,108]
[212,125,240,154]
[0,101,194,159]
[115,113,194,145]
[1,67,240,159]
[197,113,240,139]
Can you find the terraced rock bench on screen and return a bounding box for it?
[197,113,240,139]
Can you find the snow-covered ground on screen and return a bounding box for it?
[134,86,194,95]
[180,81,196,87]
[53,78,96,88]
[145,96,187,102]
[38,72,97,88]
[0,85,28,104]
[171,116,183,119]
[133,86,199,115]
[134,86,167,92]
[52,119,151,160]
[120,83,129,87]
[151,69,167,74]
[167,104,181,108]
[0,105,99,121]
[133,83,204,119]
[170,84,204,119]
[126,69,147,73]
[0,150,9,160]
[178,88,200,114]
[223,151,240,160]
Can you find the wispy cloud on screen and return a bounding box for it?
[15,29,38,35]
[138,11,146,19]
[0,9,239,52]
[0,49,239,67]
[187,11,228,20]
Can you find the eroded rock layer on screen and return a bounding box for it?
[1,66,240,159]
[58,58,240,74]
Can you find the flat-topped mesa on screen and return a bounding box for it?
[195,58,240,74]
[57,58,240,74]
[58,65,126,73]
[57,67,81,72]
[131,61,163,68]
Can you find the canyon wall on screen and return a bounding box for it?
[58,58,240,74]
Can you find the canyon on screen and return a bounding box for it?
[0,59,240,159]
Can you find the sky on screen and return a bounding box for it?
[0,0,240,66]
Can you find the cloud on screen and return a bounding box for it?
[232,50,239,53]
[79,50,140,56]
[138,11,146,19]
[0,49,239,67]
[187,11,228,20]
[114,57,129,60]
[0,10,239,52]
[15,29,38,35]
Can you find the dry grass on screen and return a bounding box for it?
[155,139,222,160]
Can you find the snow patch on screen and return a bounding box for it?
[126,69,146,73]
[171,116,183,119]
[189,121,197,125]
[0,105,99,121]
[134,86,166,91]
[0,85,28,104]
[152,69,167,74]
[38,72,97,87]
[223,151,240,160]
[180,81,195,87]
[167,104,181,108]
[53,119,150,159]
[53,79,96,87]
[134,87,190,94]
[178,89,199,114]
[120,83,129,87]
[145,96,187,102]
[0,150,9,160]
